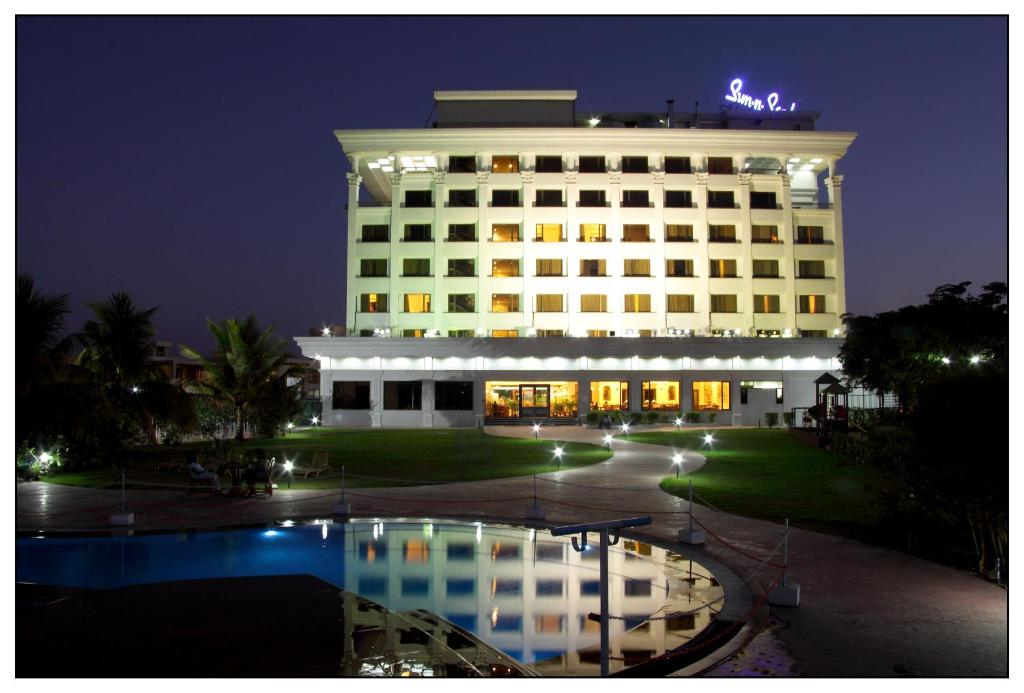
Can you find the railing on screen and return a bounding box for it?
[665,237,696,243]
[750,204,783,210]
[488,201,523,207]
[792,202,834,209]
[752,274,783,279]
[356,200,392,208]
[577,237,610,242]
[400,202,434,208]
[794,239,834,245]
[445,237,478,242]
[621,201,654,208]
[751,239,782,244]
[577,200,611,207]
[664,202,697,208]
[358,237,390,243]
[533,201,567,207]
[708,238,739,243]
[445,201,478,208]
[707,202,740,209]
[400,237,433,243]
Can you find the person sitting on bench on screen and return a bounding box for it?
[187,451,221,493]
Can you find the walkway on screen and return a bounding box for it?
[16,426,1008,676]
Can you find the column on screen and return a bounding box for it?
[608,157,622,337]
[780,173,797,335]
[521,164,536,335]
[737,171,753,336]
[476,170,491,336]
[421,378,435,427]
[695,171,710,334]
[565,165,579,337]
[389,170,403,336]
[826,174,847,321]
[432,169,447,336]
[346,172,362,333]
[370,372,384,427]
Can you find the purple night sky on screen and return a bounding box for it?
[16,16,1007,352]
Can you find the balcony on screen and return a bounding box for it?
[577,200,611,207]
[355,200,391,208]
[401,201,434,209]
[621,200,654,208]
[664,201,697,209]
[445,201,478,208]
[750,203,783,210]
[793,202,834,209]
[489,201,523,208]
[533,200,567,207]
[707,201,740,209]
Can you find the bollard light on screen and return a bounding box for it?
[703,433,715,448]
[130,385,140,394]
[674,417,682,429]
[603,434,613,450]
[970,355,981,365]
[311,415,320,426]
[672,452,683,479]
[554,445,564,470]
[941,357,950,365]
[533,422,540,439]
[286,421,295,430]
[620,422,630,439]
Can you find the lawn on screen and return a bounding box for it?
[42,428,610,490]
[628,428,881,538]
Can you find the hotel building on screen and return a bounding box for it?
[296,90,856,427]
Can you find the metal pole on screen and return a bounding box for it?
[599,528,610,677]
[688,479,694,533]
[782,518,790,585]
[121,471,126,514]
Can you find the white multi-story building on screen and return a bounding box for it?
[296,90,857,427]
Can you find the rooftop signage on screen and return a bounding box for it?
[724,78,796,112]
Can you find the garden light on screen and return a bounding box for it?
[322,327,331,337]
[554,446,564,458]
[287,422,295,430]
[39,452,52,464]
[703,433,715,447]
[533,423,540,439]
[554,445,564,470]
[672,452,683,478]
[941,357,950,365]
[130,386,140,394]
[603,434,613,449]
[970,355,981,365]
[283,460,294,472]
[674,417,682,428]
[311,416,320,425]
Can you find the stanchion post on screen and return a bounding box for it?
[678,479,704,545]
[110,470,134,526]
[526,472,546,520]
[332,464,351,516]
[768,517,801,607]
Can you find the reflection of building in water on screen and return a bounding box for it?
[340,521,721,675]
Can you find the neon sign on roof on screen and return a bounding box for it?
[724,78,796,112]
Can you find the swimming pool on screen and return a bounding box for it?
[16,519,724,675]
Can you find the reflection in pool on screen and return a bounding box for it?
[16,520,723,675]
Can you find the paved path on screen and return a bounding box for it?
[16,426,1008,676]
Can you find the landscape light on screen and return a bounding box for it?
[588,117,601,126]
[554,446,564,458]
[311,416,320,425]
[970,355,981,365]
[39,452,52,464]
[603,434,613,449]
[941,357,950,365]
[674,417,682,428]
[703,433,715,447]
[832,328,841,336]
[287,422,295,430]
[322,327,331,337]
[672,452,683,478]
[533,423,540,439]
[283,460,294,472]
[130,386,140,394]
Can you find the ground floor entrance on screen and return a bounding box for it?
[485,381,578,419]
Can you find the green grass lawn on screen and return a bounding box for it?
[42,428,610,490]
[628,428,881,538]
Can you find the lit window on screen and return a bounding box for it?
[799,295,826,313]
[624,294,651,312]
[754,295,781,313]
[622,224,650,242]
[590,381,629,410]
[403,294,431,313]
[535,294,564,312]
[535,224,564,242]
[666,294,694,313]
[534,614,565,633]
[535,259,563,276]
[491,224,520,242]
[709,259,738,278]
[491,294,520,312]
[710,295,738,313]
[587,330,608,337]
[359,293,387,313]
[491,329,518,338]
[665,224,693,242]
[404,539,429,562]
[624,260,650,277]
[491,156,520,173]
[692,381,731,411]
[751,225,780,243]
[579,223,607,242]
[581,294,607,312]
[491,259,520,277]
[641,381,680,411]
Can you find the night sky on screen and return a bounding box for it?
[16,16,1007,352]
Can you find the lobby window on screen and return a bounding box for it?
[798,260,827,278]
[709,259,738,278]
[491,330,518,338]
[361,224,389,242]
[587,330,608,337]
[750,191,778,209]
[536,258,563,276]
[448,329,475,337]
[624,259,651,277]
[535,294,564,312]
[579,189,607,207]
[402,258,430,277]
[641,381,680,411]
[580,259,607,277]
[491,189,521,207]
[447,224,476,242]
[332,381,370,409]
[741,380,784,405]
[403,293,431,313]
[621,156,649,174]
[449,155,476,173]
[665,224,694,242]
[536,329,564,337]
[751,225,780,243]
[666,294,695,313]
[491,155,520,173]
[579,156,606,173]
[754,295,781,313]
[491,259,520,277]
[447,258,475,277]
[665,190,693,208]
[708,225,737,242]
[590,381,629,410]
[796,226,825,244]
[579,223,607,242]
[402,329,427,338]
[692,381,731,411]
[359,259,387,277]
[384,381,422,410]
[622,224,650,242]
[535,223,564,242]
[707,190,736,208]
[799,295,827,313]
[491,224,520,242]
[665,156,691,174]
[666,259,694,277]
[624,294,652,312]
[535,155,563,173]
[622,190,650,207]
[491,294,520,312]
[801,330,828,338]
[535,189,564,207]
[448,189,477,207]
[403,189,433,208]
[359,293,388,313]
[752,259,780,278]
[403,224,432,242]
[581,294,607,312]
[435,381,473,410]
[707,157,734,174]
[447,293,475,313]
[710,294,738,313]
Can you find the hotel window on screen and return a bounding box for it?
[624,259,651,277]
[587,330,608,337]
[752,259,779,278]
[621,156,649,173]
[580,259,607,277]
[402,329,427,338]
[707,190,736,208]
[799,295,827,313]
[447,293,475,313]
[708,225,737,242]
[536,580,564,597]
[448,189,477,207]
[402,258,430,277]
[707,157,734,174]
[448,155,476,173]
[579,156,606,173]
[492,614,523,632]
[491,329,518,338]
[665,156,691,174]
[579,223,607,242]
[491,294,520,312]
[358,542,385,564]
[590,381,629,410]
[581,294,607,312]
[535,189,563,207]
[622,190,650,207]
[709,259,737,278]
[535,294,564,312]
[447,223,476,241]
[534,615,565,634]
[666,294,695,312]
[750,191,778,209]
[446,578,474,597]
[622,224,650,242]
[710,294,738,313]
[692,381,731,411]
[403,538,429,562]
[801,330,828,338]
[665,190,693,208]
[740,380,784,405]
[535,223,564,242]
[665,224,694,242]
[624,294,651,312]
[359,259,387,277]
[491,189,521,207]
[491,259,520,277]
[492,543,520,561]
[448,329,475,337]
[666,259,694,277]
[579,189,607,207]
[403,224,431,242]
[403,294,431,313]
[751,225,780,243]
[332,381,370,409]
[796,226,825,244]
[754,295,781,313]
[384,381,422,410]
[492,579,522,596]
[435,381,473,410]
[359,293,388,313]
[535,155,563,173]
[536,258,563,276]
[403,189,432,208]
[536,329,564,337]
[491,224,520,242]
[798,260,826,278]
[624,579,653,597]
[537,543,564,561]
[641,381,680,411]
[447,258,475,277]
[361,224,389,242]
[447,543,475,561]
[491,155,519,173]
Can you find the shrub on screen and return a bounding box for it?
[643,411,660,424]
[585,410,600,425]
[708,411,718,423]
[683,411,701,424]
[628,412,643,426]
[783,412,796,427]
[765,412,779,429]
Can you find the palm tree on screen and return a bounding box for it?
[181,316,301,441]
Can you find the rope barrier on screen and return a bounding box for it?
[597,594,726,623]
[688,514,787,569]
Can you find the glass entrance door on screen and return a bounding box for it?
[519,385,550,418]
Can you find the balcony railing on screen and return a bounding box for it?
[752,274,783,279]
[664,201,697,208]
[489,201,523,208]
[401,201,434,208]
[707,201,740,209]
[356,200,392,208]
[750,203,783,210]
[577,237,610,242]
[751,239,783,244]
[445,201,478,208]
[533,200,567,207]
[621,200,654,208]
[793,202,834,209]
[577,200,611,207]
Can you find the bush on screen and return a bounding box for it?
[628,412,643,426]
[765,412,779,429]
[683,411,701,424]
[643,411,660,424]
[585,410,600,425]
[251,378,305,439]
[783,412,796,427]
[708,411,718,423]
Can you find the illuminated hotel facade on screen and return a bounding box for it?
[296,90,856,427]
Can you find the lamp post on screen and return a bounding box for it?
[620,422,630,440]
[554,445,563,470]
[284,459,294,489]
[703,432,715,448]
[533,422,540,439]
[603,434,612,451]
[672,452,683,479]
[674,417,682,431]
